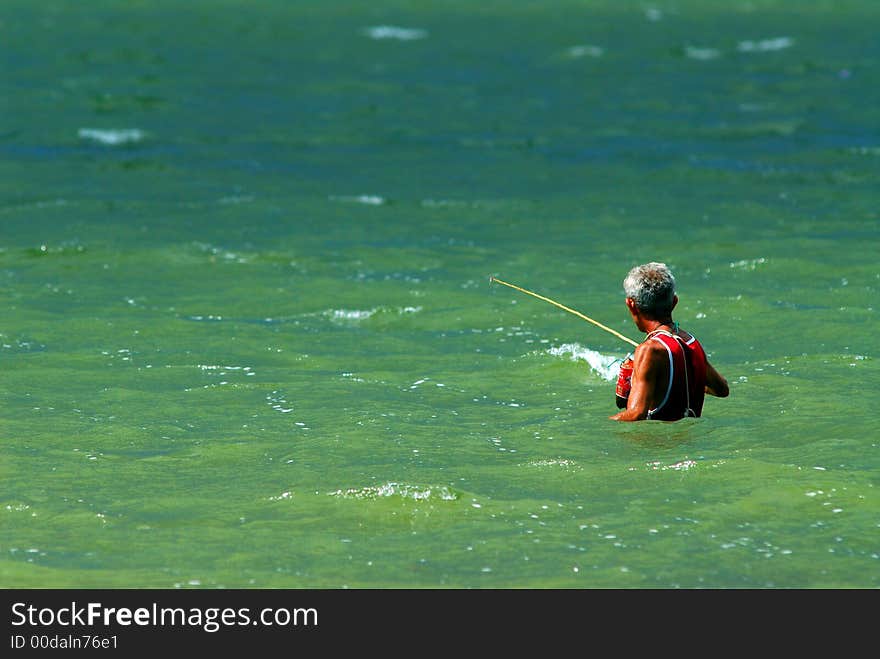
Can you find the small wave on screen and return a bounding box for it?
[547,343,623,381]
[729,257,767,270]
[78,128,145,145]
[329,482,457,501]
[523,459,578,468]
[329,194,387,205]
[324,306,421,323]
[186,315,223,322]
[363,25,428,41]
[646,460,698,472]
[218,195,254,205]
[685,46,721,60]
[848,146,880,156]
[737,37,794,53]
[326,308,377,322]
[198,364,253,372]
[567,44,604,58]
[420,198,469,208]
[1,336,46,352]
[266,391,294,414]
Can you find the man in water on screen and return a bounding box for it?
[611,262,728,422]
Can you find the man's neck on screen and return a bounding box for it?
[640,317,675,334]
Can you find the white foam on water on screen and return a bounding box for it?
[547,343,623,381]
[729,257,767,270]
[737,37,794,53]
[363,25,428,41]
[266,390,294,414]
[329,482,457,501]
[323,306,420,323]
[523,459,578,468]
[198,364,253,372]
[329,194,386,205]
[685,46,721,60]
[326,308,377,322]
[849,146,880,156]
[646,460,698,472]
[78,128,145,145]
[567,44,604,58]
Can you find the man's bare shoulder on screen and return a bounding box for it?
[635,338,668,357]
[632,338,669,373]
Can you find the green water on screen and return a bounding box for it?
[1,0,878,588]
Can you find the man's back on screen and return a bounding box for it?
[644,329,707,420]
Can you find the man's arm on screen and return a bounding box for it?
[705,361,729,398]
[610,341,666,422]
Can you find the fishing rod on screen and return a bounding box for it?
[490,276,639,348]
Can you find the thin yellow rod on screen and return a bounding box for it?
[490,276,639,348]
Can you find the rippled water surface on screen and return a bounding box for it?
[2,0,878,588]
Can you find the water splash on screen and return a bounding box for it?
[547,343,623,381]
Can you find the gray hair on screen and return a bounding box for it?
[623,262,676,315]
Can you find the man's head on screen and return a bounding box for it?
[623,262,677,320]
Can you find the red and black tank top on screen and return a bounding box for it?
[645,330,708,421]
